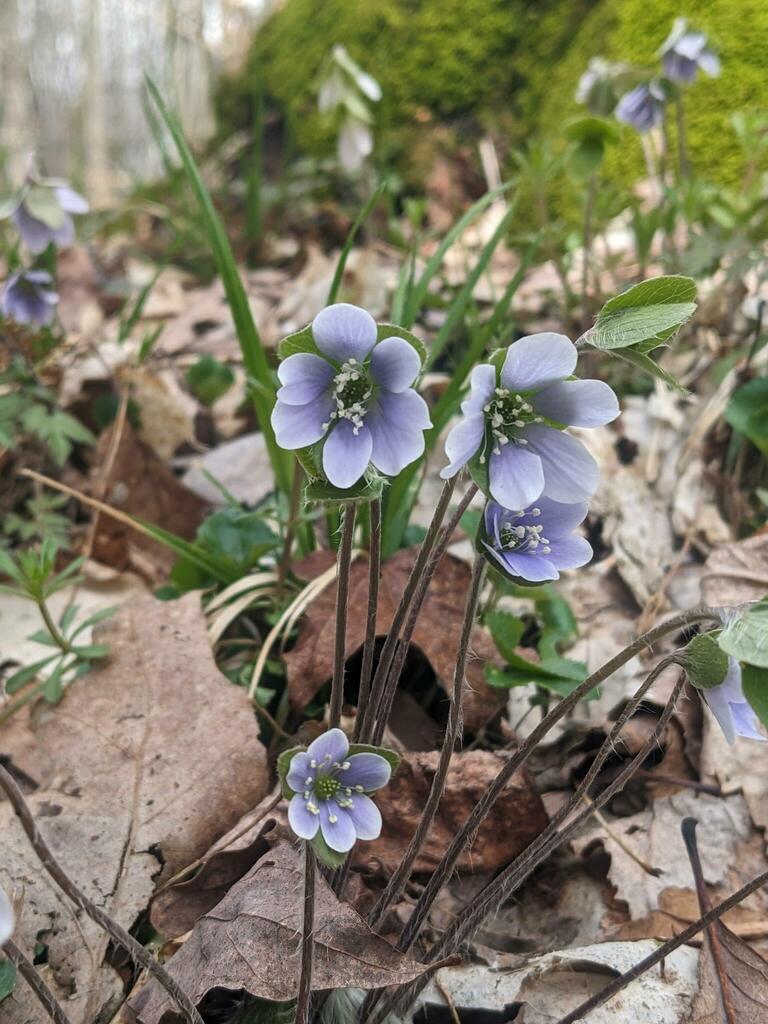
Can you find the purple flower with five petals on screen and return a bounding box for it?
[615,82,666,133]
[441,333,618,510]
[482,498,593,583]
[702,659,765,746]
[272,303,431,489]
[659,19,720,84]
[7,183,89,255]
[1,270,58,328]
[286,728,391,853]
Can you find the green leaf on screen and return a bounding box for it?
[564,116,620,145]
[742,663,768,728]
[725,377,768,455]
[5,654,59,694]
[347,743,401,779]
[0,959,16,1001]
[304,474,385,506]
[276,744,305,798]
[310,830,348,869]
[42,659,66,703]
[486,664,586,695]
[375,323,427,366]
[71,643,110,659]
[327,182,387,305]
[20,405,95,465]
[69,605,117,640]
[186,354,235,406]
[719,599,768,669]
[588,275,697,352]
[487,611,526,662]
[145,75,291,496]
[612,347,687,392]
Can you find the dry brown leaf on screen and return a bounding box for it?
[0,593,268,1024]
[354,750,548,875]
[701,531,768,606]
[88,421,207,578]
[692,917,768,1022]
[128,841,435,1023]
[286,548,505,731]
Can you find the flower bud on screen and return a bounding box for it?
[684,633,730,690]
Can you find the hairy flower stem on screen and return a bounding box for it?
[3,938,73,1024]
[370,670,687,1024]
[395,608,717,955]
[357,477,458,742]
[354,497,382,742]
[554,861,768,1023]
[295,844,316,1024]
[330,502,357,728]
[368,556,486,928]
[0,763,204,1024]
[370,484,479,746]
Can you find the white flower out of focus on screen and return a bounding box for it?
[317,44,381,175]
[0,886,14,945]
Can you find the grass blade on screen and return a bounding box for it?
[327,181,388,305]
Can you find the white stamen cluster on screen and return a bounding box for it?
[324,358,372,435]
[479,386,544,463]
[499,507,552,555]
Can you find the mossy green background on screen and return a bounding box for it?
[219,0,768,190]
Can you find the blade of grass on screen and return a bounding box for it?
[403,180,515,327]
[144,76,291,496]
[327,181,388,305]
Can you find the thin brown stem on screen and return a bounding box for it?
[295,843,316,1024]
[0,763,204,1024]
[3,938,73,1024]
[368,556,485,928]
[370,483,479,745]
[396,609,716,955]
[355,497,381,742]
[357,477,457,742]
[330,502,357,728]
[554,865,768,1023]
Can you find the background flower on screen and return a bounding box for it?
[481,498,592,583]
[659,19,721,83]
[273,303,431,489]
[8,182,89,254]
[0,885,14,944]
[702,658,764,746]
[615,82,666,133]
[575,57,634,116]
[285,728,391,853]
[441,333,618,510]
[1,270,59,328]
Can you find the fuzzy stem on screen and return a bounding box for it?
[329,502,357,728]
[3,938,73,1024]
[354,497,382,742]
[295,843,316,1024]
[370,669,687,1024]
[395,609,717,954]
[675,93,690,179]
[357,477,458,742]
[37,599,71,654]
[0,763,204,1024]
[370,484,479,745]
[368,556,485,927]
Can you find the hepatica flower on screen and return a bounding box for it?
[1,270,58,328]
[441,333,618,510]
[0,885,13,944]
[283,728,392,854]
[702,658,764,746]
[615,82,667,133]
[659,19,720,84]
[481,498,592,583]
[4,179,89,254]
[273,303,431,489]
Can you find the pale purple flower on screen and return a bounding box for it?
[659,19,720,84]
[0,885,13,945]
[702,658,765,746]
[272,303,431,489]
[615,82,666,133]
[1,270,58,328]
[482,498,592,583]
[8,184,89,254]
[441,333,618,510]
[286,728,391,853]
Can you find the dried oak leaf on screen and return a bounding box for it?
[701,530,768,607]
[353,750,548,875]
[127,841,435,1023]
[0,593,268,1024]
[285,548,505,731]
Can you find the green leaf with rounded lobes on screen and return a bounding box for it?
[276,744,306,798]
[742,664,768,729]
[278,324,319,360]
[375,323,427,366]
[719,598,768,669]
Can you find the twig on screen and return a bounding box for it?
[295,843,316,1024]
[434,978,461,1024]
[3,938,73,1024]
[330,502,357,728]
[0,763,204,1024]
[582,795,662,878]
[368,557,485,927]
[354,497,381,741]
[370,483,479,745]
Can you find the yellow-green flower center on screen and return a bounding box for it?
[315,775,341,799]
